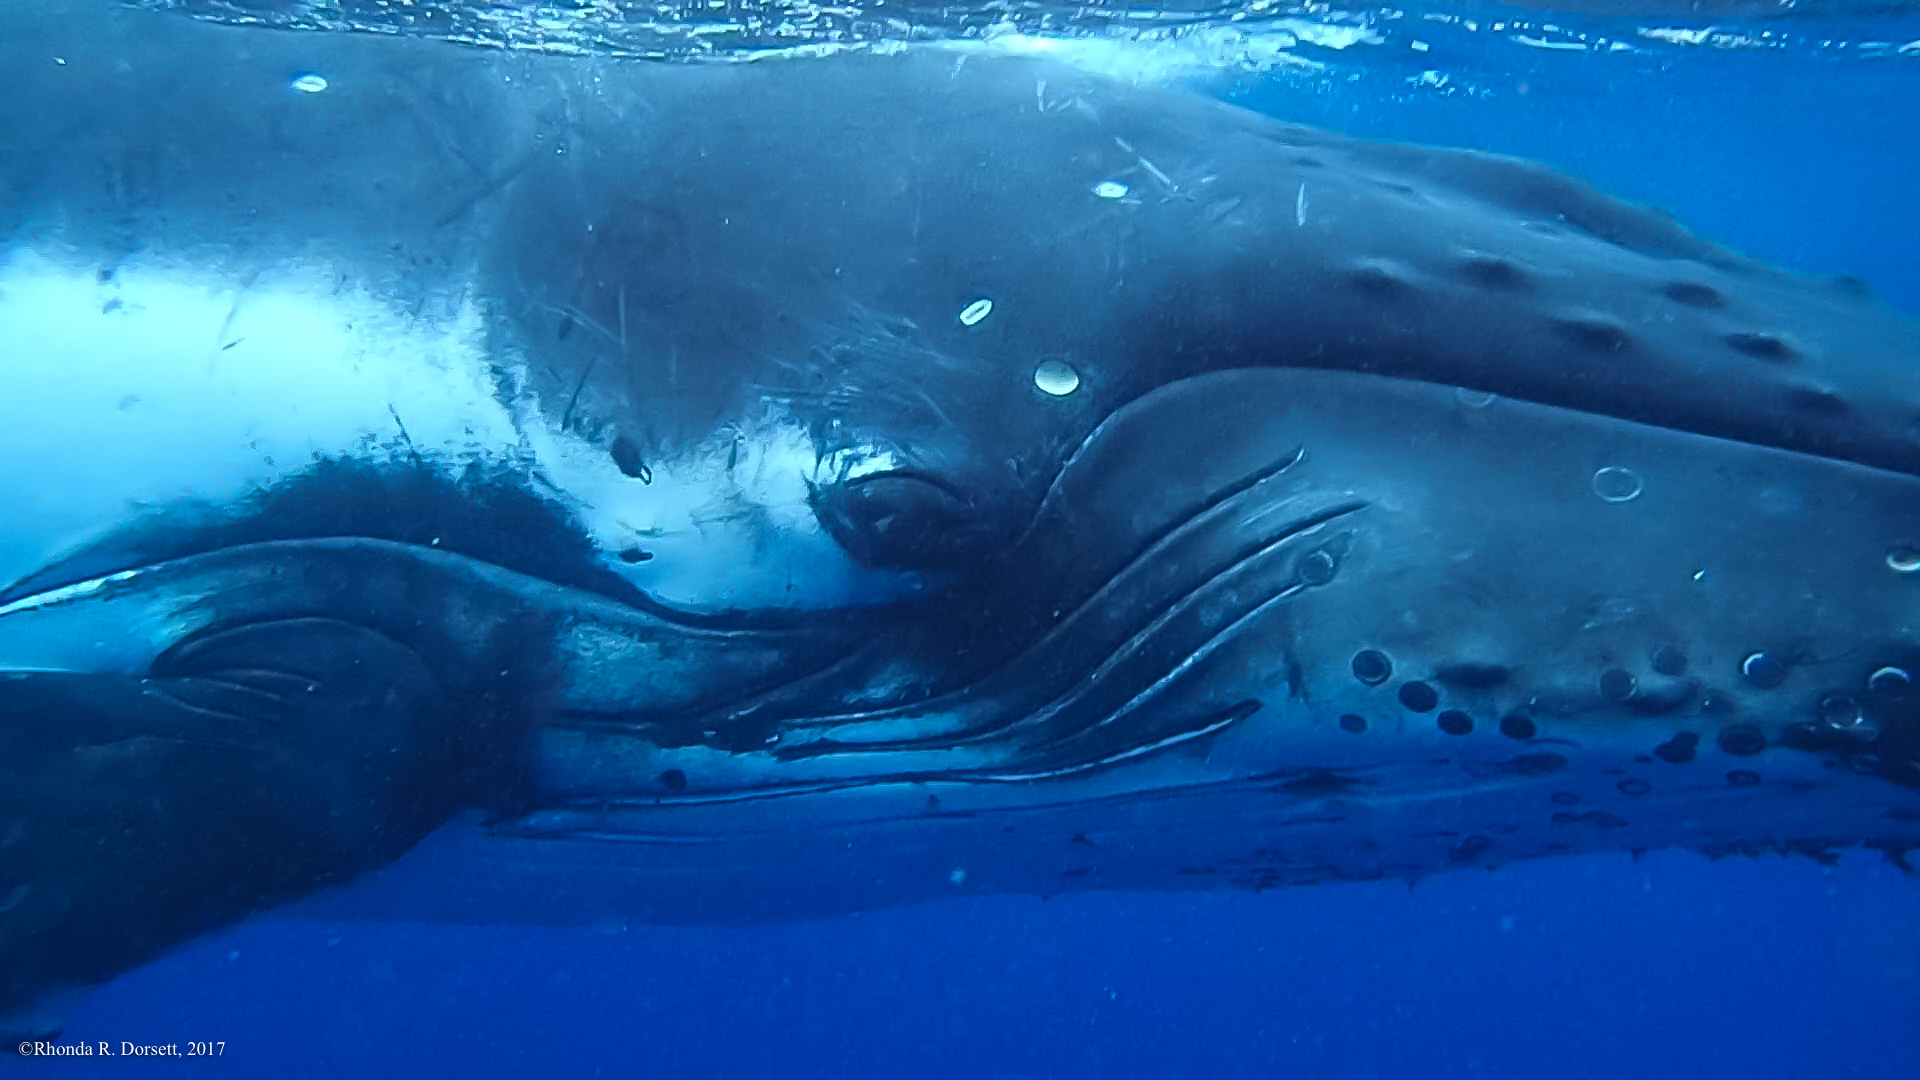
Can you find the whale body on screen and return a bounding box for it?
[3,0,1919,1019]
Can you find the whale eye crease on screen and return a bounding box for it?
[1397,681,1439,712]
[1598,668,1638,702]
[1338,713,1368,734]
[1741,651,1787,688]
[609,435,653,483]
[1436,710,1474,736]
[1591,466,1643,503]
[1726,769,1763,787]
[1033,360,1080,396]
[616,548,654,564]
[1887,546,1920,573]
[1349,650,1392,686]
[1499,714,1537,740]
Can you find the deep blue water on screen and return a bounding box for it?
[36,852,1920,1077]
[16,15,1920,1080]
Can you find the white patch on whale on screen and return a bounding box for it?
[0,251,919,618]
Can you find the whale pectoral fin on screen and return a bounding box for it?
[0,618,474,1016]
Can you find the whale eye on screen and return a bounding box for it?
[812,471,990,570]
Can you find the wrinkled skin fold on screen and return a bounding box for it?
[3,0,1920,1026]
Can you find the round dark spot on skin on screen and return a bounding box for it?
[1650,646,1687,677]
[1499,714,1537,740]
[1398,681,1439,712]
[616,548,654,564]
[658,768,688,791]
[1662,281,1725,308]
[1338,713,1368,734]
[1437,710,1474,736]
[1726,769,1762,787]
[1742,651,1787,689]
[1654,732,1701,764]
[1617,778,1653,796]
[1550,791,1582,806]
[1350,650,1392,686]
[1725,332,1798,362]
[1717,723,1767,756]
[1552,316,1631,353]
[1599,668,1638,702]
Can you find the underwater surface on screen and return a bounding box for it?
[4,0,1919,1075]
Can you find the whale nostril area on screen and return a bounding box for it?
[813,471,995,571]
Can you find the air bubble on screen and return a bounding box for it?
[1455,387,1496,409]
[959,298,993,326]
[1887,546,1920,572]
[1093,180,1129,199]
[1033,360,1080,396]
[1591,466,1642,503]
[290,72,329,93]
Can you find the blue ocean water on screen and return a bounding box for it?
[14,6,1920,1077]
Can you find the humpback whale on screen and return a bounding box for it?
[3,0,1919,1019]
